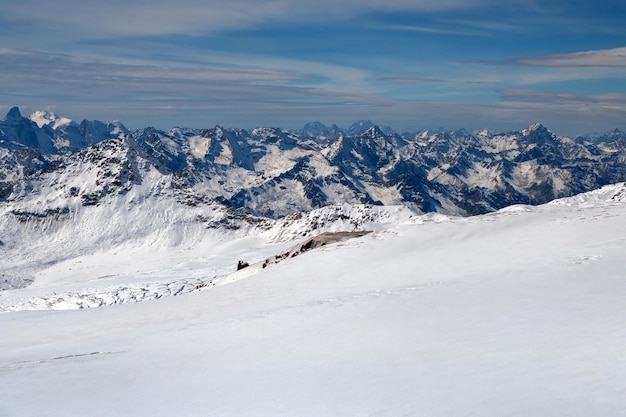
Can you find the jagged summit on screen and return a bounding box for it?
[362,125,385,137]
[29,110,76,129]
[5,106,23,122]
[299,120,399,143]
[29,110,58,127]
[526,122,546,131]
[300,121,329,137]
[347,120,374,135]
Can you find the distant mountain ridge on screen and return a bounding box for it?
[2,106,626,222]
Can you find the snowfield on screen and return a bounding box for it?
[1,184,626,416]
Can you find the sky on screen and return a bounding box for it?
[1,0,626,135]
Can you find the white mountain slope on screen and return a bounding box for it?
[0,202,419,310]
[1,184,626,416]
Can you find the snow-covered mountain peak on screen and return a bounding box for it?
[605,128,626,141]
[29,110,75,129]
[476,128,492,138]
[347,120,374,135]
[108,120,128,136]
[362,125,386,138]
[300,121,328,137]
[79,119,129,146]
[519,122,560,147]
[522,122,549,135]
[416,130,431,140]
[30,110,58,127]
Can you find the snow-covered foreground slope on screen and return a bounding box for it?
[0,200,417,306]
[2,184,626,416]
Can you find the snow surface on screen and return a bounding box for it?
[1,184,626,416]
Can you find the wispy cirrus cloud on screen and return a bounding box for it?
[491,89,626,134]
[0,48,311,86]
[374,23,483,36]
[505,47,626,67]
[378,76,447,83]
[0,48,373,128]
[466,46,626,87]
[499,89,626,106]
[0,0,494,39]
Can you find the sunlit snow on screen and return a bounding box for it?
[1,184,626,416]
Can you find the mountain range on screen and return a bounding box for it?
[2,106,626,221]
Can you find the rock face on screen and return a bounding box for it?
[260,231,372,269]
[2,106,626,220]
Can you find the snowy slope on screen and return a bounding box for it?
[1,184,626,416]
[0,201,418,307]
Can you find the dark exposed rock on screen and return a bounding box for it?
[10,207,71,222]
[261,231,372,269]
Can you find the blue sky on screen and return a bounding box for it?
[1,0,626,135]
